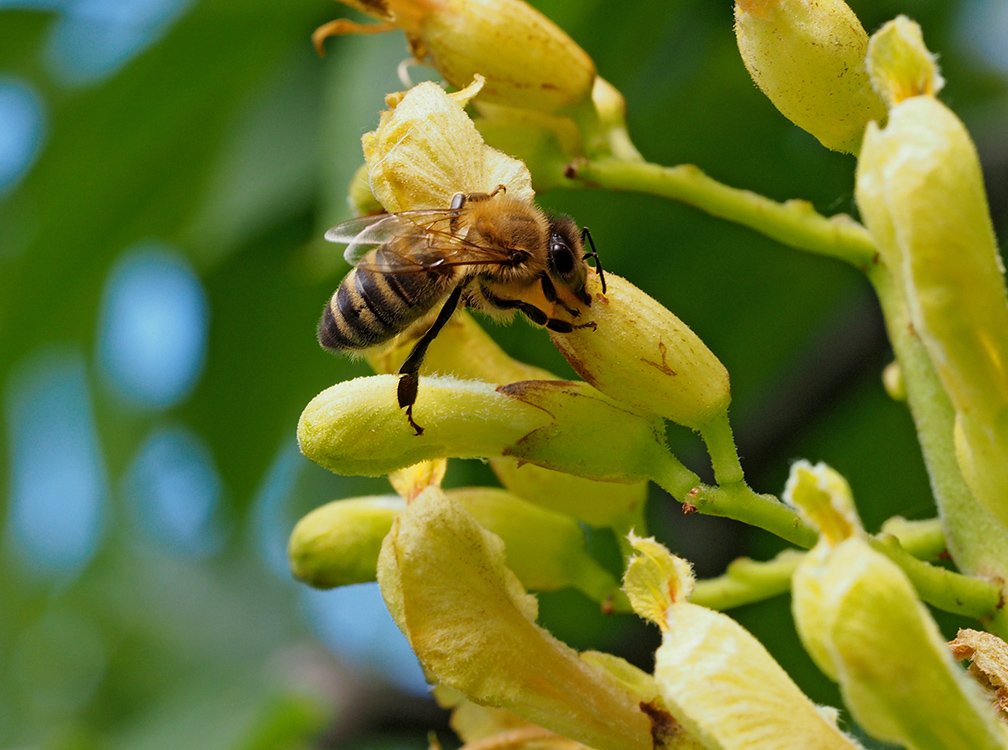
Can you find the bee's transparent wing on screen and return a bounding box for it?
[324,210,457,266]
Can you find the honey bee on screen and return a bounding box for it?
[318,185,606,435]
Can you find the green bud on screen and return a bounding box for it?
[288,495,404,588]
[734,0,887,154]
[491,458,647,530]
[346,162,383,216]
[550,273,731,429]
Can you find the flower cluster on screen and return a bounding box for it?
[292,1,1008,748]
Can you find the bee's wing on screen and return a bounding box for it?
[326,209,525,272]
[324,210,458,266]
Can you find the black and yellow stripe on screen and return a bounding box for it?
[317,262,453,352]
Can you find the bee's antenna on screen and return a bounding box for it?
[580,226,607,294]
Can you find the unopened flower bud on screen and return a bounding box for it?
[298,375,686,487]
[624,535,860,749]
[734,0,887,153]
[857,18,1008,528]
[377,488,656,750]
[321,0,596,114]
[550,272,730,429]
[288,495,404,588]
[491,458,647,529]
[298,375,546,476]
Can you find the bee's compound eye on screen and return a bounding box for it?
[549,237,576,276]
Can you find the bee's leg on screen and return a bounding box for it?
[480,285,596,334]
[397,284,465,435]
[537,272,581,318]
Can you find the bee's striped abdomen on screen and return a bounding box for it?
[318,262,451,352]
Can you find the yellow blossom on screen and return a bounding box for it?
[376,487,672,750]
[624,535,861,749]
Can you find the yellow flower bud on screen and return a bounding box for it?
[288,495,403,588]
[792,536,1008,749]
[734,0,887,154]
[298,374,547,476]
[321,0,596,114]
[367,310,551,384]
[624,536,860,749]
[298,375,685,487]
[362,77,535,213]
[550,272,731,429]
[287,484,622,603]
[376,488,656,750]
[857,20,1008,528]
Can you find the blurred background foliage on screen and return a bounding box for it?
[0,1,1006,748]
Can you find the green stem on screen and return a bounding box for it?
[698,413,745,485]
[688,533,1003,627]
[568,157,877,267]
[869,536,1003,626]
[690,550,803,610]
[652,452,818,548]
[868,266,1008,587]
[880,516,946,560]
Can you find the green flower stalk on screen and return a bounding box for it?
[734,0,887,153]
[624,534,861,749]
[856,17,1008,531]
[787,461,1008,750]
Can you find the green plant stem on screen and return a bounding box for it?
[868,266,1008,596]
[652,452,817,548]
[690,549,803,610]
[698,413,745,485]
[869,536,1002,623]
[880,516,946,560]
[568,157,877,267]
[688,530,1003,625]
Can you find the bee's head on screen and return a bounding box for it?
[547,215,592,306]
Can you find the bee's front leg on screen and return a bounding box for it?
[480,284,595,334]
[396,284,464,435]
[537,272,581,318]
